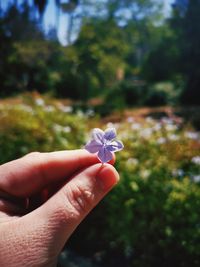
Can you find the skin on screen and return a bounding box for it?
[0,150,119,267]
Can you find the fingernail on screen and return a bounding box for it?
[97,164,119,191]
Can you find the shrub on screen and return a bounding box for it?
[144,81,182,106]
[0,95,86,164]
[68,116,200,267]
[145,89,168,106]
[102,80,148,114]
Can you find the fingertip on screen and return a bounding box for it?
[96,163,119,191]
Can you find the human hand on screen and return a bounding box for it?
[0,150,119,267]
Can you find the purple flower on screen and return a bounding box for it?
[85,128,124,163]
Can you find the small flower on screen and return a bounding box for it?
[127,158,139,166]
[59,104,73,113]
[44,105,55,112]
[140,169,151,179]
[165,124,178,131]
[140,128,153,138]
[85,128,124,163]
[63,126,71,133]
[156,137,167,144]
[35,98,44,106]
[131,123,141,130]
[191,156,200,165]
[185,131,199,140]
[153,123,162,131]
[172,169,184,177]
[168,134,179,141]
[127,116,135,123]
[85,109,95,117]
[191,175,200,183]
[146,116,154,123]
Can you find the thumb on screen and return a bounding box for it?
[24,163,119,257]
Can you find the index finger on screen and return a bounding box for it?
[0,149,115,197]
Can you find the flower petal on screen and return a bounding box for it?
[107,140,124,152]
[104,128,117,141]
[85,140,102,153]
[97,147,113,163]
[92,128,104,144]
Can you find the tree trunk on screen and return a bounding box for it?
[67,13,74,45]
[55,5,60,37]
[55,0,60,38]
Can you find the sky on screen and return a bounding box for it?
[43,0,175,45]
[1,0,175,45]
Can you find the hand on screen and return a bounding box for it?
[0,150,119,267]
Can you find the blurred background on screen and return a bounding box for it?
[0,0,200,266]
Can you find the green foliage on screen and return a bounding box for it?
[143,29,181,82]
[0,3,52,96]
[69,113,200,267]
[165,0,200,105]
[144,81,182,106]
[0,0,168,105]
[104,80,148,112]
[57,20,129,100]
[4,40,61,94]
[0,95,86,164]
[101,81,180,114]
[179,1,200,105]
[1,0,200,106]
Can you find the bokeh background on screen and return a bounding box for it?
[0,0,200,266]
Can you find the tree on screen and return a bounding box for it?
[54,0,60,37]
[2,2,43,41]
[142,24,181,82]
[34,0,47,24]
[178,0,200,105]
[0,2,52,95]
[167,0,200,105]
[56,19,130,100]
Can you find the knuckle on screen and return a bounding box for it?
[63,184,95,218]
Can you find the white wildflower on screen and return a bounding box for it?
[185,131,199,140]
[165,124,178,131]
[20,104,33,113]
[131,123,141,130]
[77,110,84,117]
[140,169,151,179]
[59,105,73,113]
[127,158,139,166]
[53,124,63,132]
[127,117,135,123]
[153,123,162,131]
[161,117,174,125]
[44,105,55,112]
[168,134,179,141]
[191,175,200,183]
[140,128,153,138]
[86,109,95,117]
[146,117,154,123]
[35,98,44,106]
[106,122,120,129]
[191,156,200,165]
[172,169,184,177]
[63,126,71,133]
[157,137,167,144]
